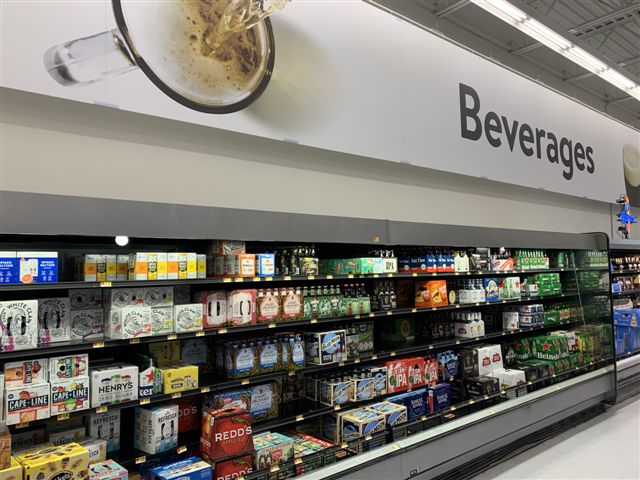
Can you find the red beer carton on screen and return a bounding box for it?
[172,396,200,433]
[214,454,253,480]
[385,359,409,394]
[200,407,253,462]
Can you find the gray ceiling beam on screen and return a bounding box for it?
[565,56,640,83]
[435,0,470,18]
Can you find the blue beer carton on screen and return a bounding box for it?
[17,251,58,283]
[483,278,500,302]
[256,253,275,277]
[427,383,451,413]
[387,388,427,419]
[0,252,18,284]
[150,457,212,480]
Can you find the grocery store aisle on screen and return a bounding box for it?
[472,396,640,480]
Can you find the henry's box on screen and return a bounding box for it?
[200,407,253,462]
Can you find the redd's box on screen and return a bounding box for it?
[200,408,253,462]
[213,454,253,480]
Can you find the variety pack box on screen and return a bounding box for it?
[18,442,89,480]
[78,437,107,464]
[415,280,448,307]
[69,289,103,310]
[70,310,104,341]
[49,354,88,381]
[86,411,121,452]
[151,307,174,335]
[252,432,294,470]
[194,291,226,329]
[48,427,85,446]
[227,290,256,327]
[103,288,144,309]
[0,457,21,480]
[0,252,18,284]
[10,428,46,453]
[174,304,204,333]
[51,376,90,414]
[151,457,212,480]
[0,300,38,351]
[105,306,153,339]
[200,407,253,463]
[161,364,198,394]
[304,330,347,365]
[5,382,50,425]
[89,459,128,479]
[90,364,139,407]
[17,252,58,283]
[37,297,70,344]
[213,454,253,480]
[4,358,48,387]
[387,388,427,419]
[134,404,179,455]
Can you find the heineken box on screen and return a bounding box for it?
[531,335,570,361]
[543,310,560,325]
[379,318,415,347]
[550,330,576,350]
[509,338,532,363]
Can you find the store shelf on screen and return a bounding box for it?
[0,267,608,293]
[0,292,597,360]
[610,270,640,275]
[611,289,640,296]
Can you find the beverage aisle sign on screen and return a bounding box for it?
[2,0,638,203]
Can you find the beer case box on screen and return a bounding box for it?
[194,291,226,329]
[463,377,500,398]
[161,364,198,394]
[146,253,168,281]
[350,377,374,403]
[4,358,48,387]
[70,309,104,342]
[252,432,295,470]
[211,255,225,277]
[227,290,257,327]
[502,311,519,332]
[371,366,387,396]
[366,401,408,427]
[0,300,38,351]
[80,254,98,282]
[78,437,107,464]
[148,341,181,368]
[256,253,275,277]
[531,335,569,361]
[89,459,128,479]
[387,388,428,419]
[492,368,527,398]
[90,364,139,408]
[181,338,208,365]
[379,318,415,347]
[170,397,199,433]
[37,297,70,344]
[304,330,347,365]
[196,254,207,279]
[17,252,58,284]
[116,255,129,281]
[134,404,179,455]
[414,280,448,307]
[0,252,18,284]
[127,253,149,281]
[151,307,174,335]
[0,431,9,471]
[19,442,89,480]
[483,278,500,302]
[167,253,184,280]
[173,304,204,333]
[551,330,576,350]
[48,427,85,446]
[224,254,256,278]
[5,382,50,426]
[50,376,90,415]
[341,410,386,442]
[427,383,451,413]
[256,291,281,324]
[212,241,246,256]
[69,289,103,310]
[105,306,153,340]
[49,354,89,381]
[200,407,254,462]
[248,383,280,422]
[214,454,253,480]
[0,457,21,480]
[86,411,121,452]
[105,254,118,282]
[151,457,212,480]
[10,428,46,453]
[385,359,410,394]
[319,379,351,407]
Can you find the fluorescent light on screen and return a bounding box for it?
[471,0,639,100]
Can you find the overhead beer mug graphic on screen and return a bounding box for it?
[43,0,287,113]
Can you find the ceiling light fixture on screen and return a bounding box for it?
[470,0,640,101]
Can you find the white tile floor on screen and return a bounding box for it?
[472,396,640,480]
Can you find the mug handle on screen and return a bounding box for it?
[44,29,136,86]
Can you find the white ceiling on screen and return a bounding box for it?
[368,0,640,129]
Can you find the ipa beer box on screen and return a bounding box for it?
[37,297,70,344]
[0,252,18,284]
[86,411,121,452]
[200,407,253,463]
[4,358,48,387]
[105,306,153,339]
[70,309,104,341]
[89,459,128,479]
[18,443,89,480]
[49,354,89,381]
[134,404,179,455]
[5,382,50,425]
[17,252,58,283]
[90,364,139,407]
[50,376,90,414]
[0,300,38,351]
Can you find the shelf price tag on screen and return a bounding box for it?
[129,338,140,344]
[308,275,315,280]
[135,456,146,464]
[167,334,177,340]
[218,328,228,334]
[373,274,380,278]
[296,415,305,422]
[420,416,427,421]
[270,466,280,473]
[455,305,460,309]
[172,393,182,399]
[390,443,401,451]
[371,354,378,360]
[354,358,361,364]
[140,398,150,405]
[310,319,318,324]
[468,399,475,405]
[368,312,375,317]
[334,405,341,411]
[268,323,276,329]
[96,406,108,413]
[294,458,303,465]
[265,276,273,281]
[196,331,205,337]
[284,276,292,281]
[354,315,361,320]
[449,406,457,411]
[57,413,69,420]
[223,278,232,283]
[412,273,418,277]
[432,307,437,311]
[428,345,433,349]
[387,273,394,278]
[201,386,211,393]
[455,340,461,345]
[411,308,417,313]
[177,446,187,454]
[341,442,348,449]
[347,274,354,279]
[338,361,345,367]
[241,379,250,385]
[326,275,334,279]
[93,341,105,349]
[234,278,244,283]
[100,281,112,287]
[16,422,30,429]
[253,277,261,282]
[364,435,373,441]
[288,371,296,377]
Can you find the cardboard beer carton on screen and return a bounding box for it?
[18,442,89,480]
[134,404,179,455]
[200,407,253,463]
[89,459,128,479]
